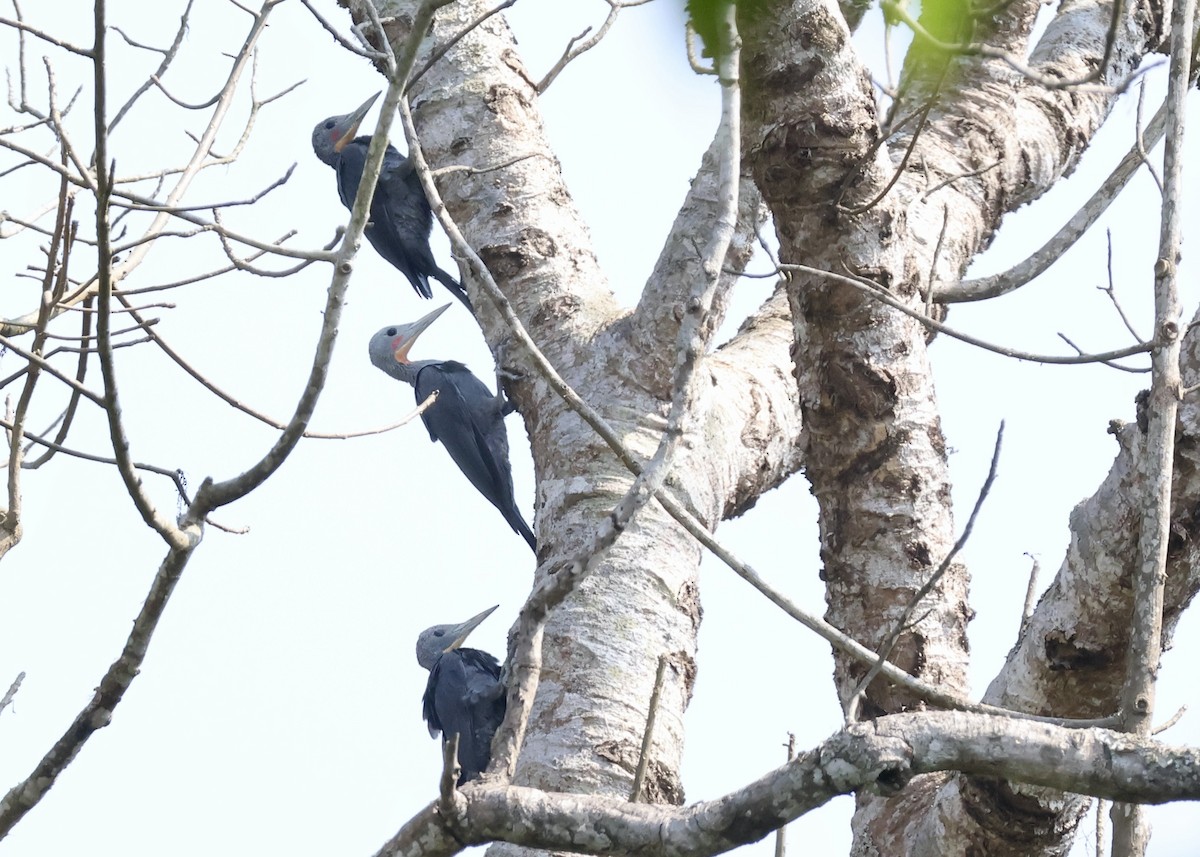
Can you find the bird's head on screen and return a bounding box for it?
[310,91,380,165]
[368,302,451,378]
[415,605,499,670]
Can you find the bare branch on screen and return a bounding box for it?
[1111,0,1193,847]
[775,263,1153,366]
[1153,706,1187,735]
[0,332,104,405]
[684,20,715,75]
[0,13,91,56]
[108,0,195,133]
[0,415,189,501]
[537,1,623,94]
[0,672,23,717]
[630,654,669,802]
[300,0,387,61]
[371,712,1200,857]
[110,163,296,214]
[1057,331,1148,373]
[774,734,796,857]
[188,2,439,517]
[1134,81,1164,194]
[937,100,1168,302]
[92,0,184,546]
[150,73,224,110]
[845,423,1004,723]
[1019,553,1040,639]
[0,170,74,554]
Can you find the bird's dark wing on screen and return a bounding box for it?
[377,151,474,309]
[423,648,505,783]
[333,139,435,299]
[333,139,367,211]
[376,152,435,258]
[413,362,536,550]
[414,362,513,499]
[372,147,437,299]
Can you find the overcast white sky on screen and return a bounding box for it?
[0,1,1197,855]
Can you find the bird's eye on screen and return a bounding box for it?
[386,327,397,336]
[324,120,335,130]
[433,629,444,637]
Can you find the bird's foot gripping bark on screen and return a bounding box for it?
[492,338,524,414]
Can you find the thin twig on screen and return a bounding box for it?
[773,263,1154,367]
[0,415,187,500]
[1019,552,1040,639]
[108,0,194,133]
[92,0,183,545]
[300,0,386,61]
[0,672,23,717]
[938,100,1169,302]
[1099,229,1145,342]
[1134,81,1164,194]
[845,423,1004,722]
[1058,332,1148,373]
[920,158,1001,201]
[774,733,796,857]
[409,0,518,89]
[0,14,91,56]
[116,295,437,438]
[0,333,103,405]
[536,0,640,93]
[630,654,669,802]
[1152,705,1187,735]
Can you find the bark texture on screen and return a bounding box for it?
[335,1,1200,856]
[372,712,1200,857]
[735,0,1184,852]
[360,0,807,822]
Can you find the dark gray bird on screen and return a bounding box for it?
[369,304,537,552]
[417,605,506,784]
[311,92,471,310]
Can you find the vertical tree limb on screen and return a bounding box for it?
[1109,0,1194,849]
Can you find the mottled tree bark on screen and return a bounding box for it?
[349,0,804,817]
[335,1,1200,856]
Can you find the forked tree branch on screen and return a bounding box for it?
[189,11,416,518]
[92,0,185,546]
[396,38,1112,738]
[0,0,440,840]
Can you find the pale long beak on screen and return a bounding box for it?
[444,604,499,653]
[332,91,381,152]
[391,303,452,362]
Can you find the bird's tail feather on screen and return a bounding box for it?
[435,267,473,311]
[510,511,536,554]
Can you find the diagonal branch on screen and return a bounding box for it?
[935,100,1168,302]
[189,0,442,517]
